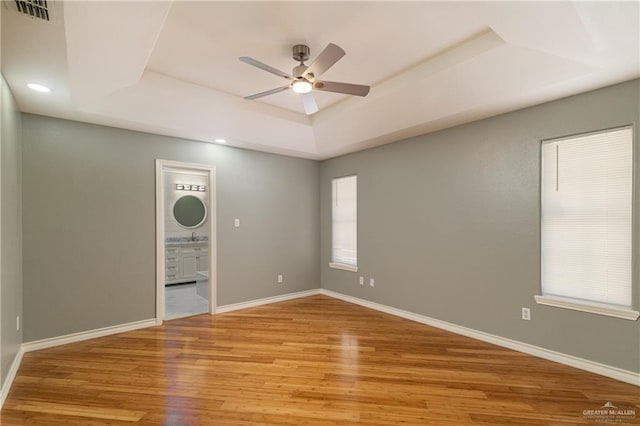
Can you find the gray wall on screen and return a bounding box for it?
[22,115,320,342]
[0,74,23,383]
[320,79,640,373]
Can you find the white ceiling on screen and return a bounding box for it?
[2,1,638,160]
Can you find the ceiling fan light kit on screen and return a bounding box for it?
[292,80,312,94]
[240,43,370,115]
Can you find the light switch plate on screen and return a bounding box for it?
[234,218,240,227]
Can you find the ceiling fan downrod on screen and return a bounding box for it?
[292,45,311,78]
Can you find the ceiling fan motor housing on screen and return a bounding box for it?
[293,64,309,78]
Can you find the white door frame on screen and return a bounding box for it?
[155,159,217,325]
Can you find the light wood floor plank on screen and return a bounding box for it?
[2,295,638,424]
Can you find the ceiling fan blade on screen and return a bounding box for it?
[303,43,345,79]
[239,57,293,80]
[301,93,319,115]
[313,80,370,97]
[245,85,290,100]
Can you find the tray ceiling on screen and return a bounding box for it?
[2,1,638,159]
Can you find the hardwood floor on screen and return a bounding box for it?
[2,295,638,425]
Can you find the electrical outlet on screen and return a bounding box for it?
[16,316,20,331]
[359,276,364,285]
[277,274,283,283]
[522,307,531,321]
[234,218,240,227]
[369,278,375,287]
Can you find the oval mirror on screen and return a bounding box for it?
[173,195,207,228]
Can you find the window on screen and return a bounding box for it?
[537,126,638,320]
[330,175,357,272]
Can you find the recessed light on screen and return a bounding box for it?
[27,83,51,93]
[215,138,227,144]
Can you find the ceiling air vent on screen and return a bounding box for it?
[14,0,51,22]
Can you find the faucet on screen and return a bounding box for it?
[192,231,197,241]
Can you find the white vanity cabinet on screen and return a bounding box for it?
[165,242,208,285]
[181,245,208,280]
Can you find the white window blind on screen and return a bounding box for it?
[541,126,633,308]
[332,175,357,267]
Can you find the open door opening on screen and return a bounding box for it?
[155,160,216,324]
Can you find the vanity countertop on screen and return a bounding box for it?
[165,237,208,246]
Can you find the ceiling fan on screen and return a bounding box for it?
[239,43,370,115]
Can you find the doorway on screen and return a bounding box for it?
[155,160,216,324]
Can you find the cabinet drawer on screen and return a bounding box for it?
[166,255,179,263]
[165,264,179,273]
[182,246,207,254]
[166,271,179,280]
[165,246,180,255]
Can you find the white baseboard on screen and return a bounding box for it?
[320,289,640,387]
[216,289,321,314]
[0,345,24,409]
[19,287,321,355]
[22,318,157,353]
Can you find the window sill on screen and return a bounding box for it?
[534,295,639,321]
[329,262,358,272]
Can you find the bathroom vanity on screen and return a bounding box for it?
[165,239,208,285]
